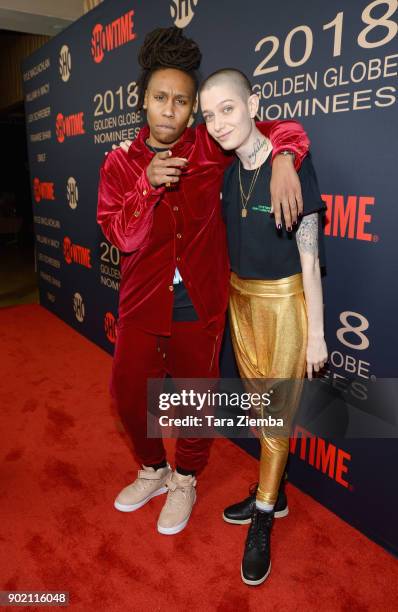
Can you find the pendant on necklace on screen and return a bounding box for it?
[241,209,248,218]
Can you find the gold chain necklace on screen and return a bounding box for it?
[238,140,271,218]
[238,162,261,218]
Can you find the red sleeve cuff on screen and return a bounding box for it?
[124,171,165,225]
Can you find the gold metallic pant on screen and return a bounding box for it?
[229,272,307,505]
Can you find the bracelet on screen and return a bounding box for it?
[278,150,296,161]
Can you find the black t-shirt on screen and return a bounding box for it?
[222,153,326,280]
[172,278,199,321]
[145,142,198,321]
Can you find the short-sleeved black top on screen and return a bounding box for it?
[222,153,326,280]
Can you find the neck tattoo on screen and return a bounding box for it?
[247,137,269,167]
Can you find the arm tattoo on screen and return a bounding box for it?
[296,213,318,255]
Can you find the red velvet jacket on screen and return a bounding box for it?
[97,121,309,335]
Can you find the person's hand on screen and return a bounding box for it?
[111,139,132,153]
[104,140,132,156]
[306,335,328,380]
[146,150,188,188]
[270,154,303,230]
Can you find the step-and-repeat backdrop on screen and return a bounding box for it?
[23,0,398,554]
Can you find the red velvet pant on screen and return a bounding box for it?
[111,320,223,473]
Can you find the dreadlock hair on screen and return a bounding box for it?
[137,26,202,110]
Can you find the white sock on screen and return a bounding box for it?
[256,499,274,513]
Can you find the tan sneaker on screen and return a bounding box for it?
[114,464,171,512]
[157,471,197,535]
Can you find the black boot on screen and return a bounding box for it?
[241,506,273,585]
[223,481,288,524]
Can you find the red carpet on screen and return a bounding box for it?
[1,304,397,611]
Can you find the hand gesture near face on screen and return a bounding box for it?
[146,150,188,188]
[110,141,188,188]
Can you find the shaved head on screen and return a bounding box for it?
[199,68,259,152]
[200,68,252,101]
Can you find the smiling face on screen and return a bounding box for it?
[200,82,258,151]
[145,68,196,148]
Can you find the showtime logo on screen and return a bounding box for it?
[104,312,117,343]
[290,425,351,488]
[322,194,377,242]
[67,177,78,210]
[170,0,199,27]
[91,10,136,64]
[59,44,71,82]
[63,237,92,268]
[73,292,85,323]
[33,178,55,203]
[56,112,85,143]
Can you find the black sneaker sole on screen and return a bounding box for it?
[223,506,288,524]
[241,561,271,586]
[223,514,251,525]
[274,505,289,519]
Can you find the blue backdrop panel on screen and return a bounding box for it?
[23,0,398,554]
